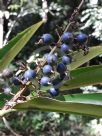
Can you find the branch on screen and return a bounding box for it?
[3,11,22,46]
[78,0,84,10]
[1,0,85,114]
[2,86,27,110]
[3,117,21,136]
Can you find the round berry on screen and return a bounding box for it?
[61,32,73,43]
[43,65,52,74]
[24,69,36,80]
[29,62,37,69]
[56,63,66,74]
[61,44,70,53]
[51,54,57,63]
[46,54,57,64]
[23,89,31,96]
[3,87,11,95]
[40,76,50,86]
[44,53,49,59]
[12,77,21,85]
[41,33,54,44]
[76,33,88,43]
[49,88,59,96]
[62,56,71,65]
[2,68,13,78]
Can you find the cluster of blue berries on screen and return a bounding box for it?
[39,32,75,96]
[1,31,88,98]
[39,32,88,96]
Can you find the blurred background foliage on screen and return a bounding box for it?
[0,0,102,135]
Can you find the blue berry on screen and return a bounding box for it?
[56,63,66,74]
[12,77,21,85]
[23,89,31,96]
[61,32,73,43]
[41,33,54,44]
[49,88,59,96]
[43,65,52,74]
[24,69,36,80]
[76,33,88,43]
[46,54,57,64]
[61,44,70,53]
[2,68,13,78]
[44,53,49,59]
[40,76,50,86]
[3,87,11,94]
[29,62,37,69]
[62,56,71,65]
[51,54,57,63]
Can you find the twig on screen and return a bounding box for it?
[3,117,21,136]
[2,86,27,110]
[78,0,84,10]
[3,9,23,46]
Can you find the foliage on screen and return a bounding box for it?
[0,21,43,71]
[0,111,93,136]
[80,0,102,40]
[8,0,65,22]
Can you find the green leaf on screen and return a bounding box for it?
[13,93,102,117]
[60,65,102,91]
[0,93,12,108]
[56,93,102,104]
[69,46,102,70]
[0,21,44,71]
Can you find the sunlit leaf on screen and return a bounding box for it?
[13,93,102,117]
[60,65,102,91]
[69,46,102,70]
[0,21,44,71]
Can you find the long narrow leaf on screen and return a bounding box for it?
[57,93,102,104]
[69,46,102,70]
[0,21,43,71]
[13,94,102,117]
[60,65,102,91]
